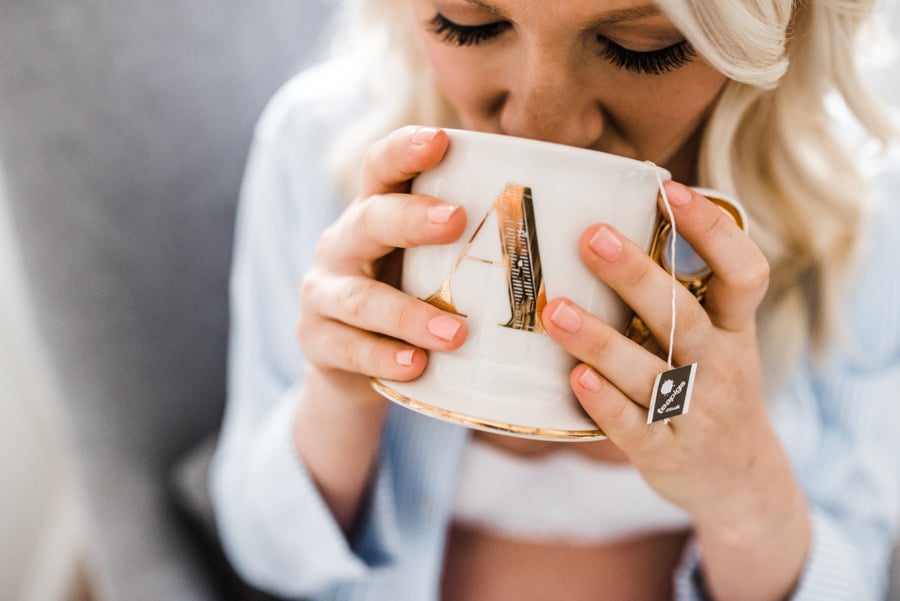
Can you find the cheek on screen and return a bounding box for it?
[409,17,487,124]
[419,42,501,128]
[667,65,728,122]
[608,66,727,155]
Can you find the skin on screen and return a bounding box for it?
[294,1,811,599]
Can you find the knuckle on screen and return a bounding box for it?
[731,255,770,294]
[362,136,388,172]
[296,286,323,344]
[355,197,377,239]
[361,128,415,191]
[747,257,771,292]
[586,330,614,359]
[680,300,710,334]
[298,271,319,304]
[345,278,378,320]
[362,141,379,167]
[700,209,730,245]
[370,341,390,376]
[393,201,421,248]
[397,230,418,249]
[314,223,341,262]
[623,258,653,289]
[338,333,378,375]
[604,394,630,424]
[358,195,395,245]
[339,336,364,372]
[355,338,385,376]
[678,312,710,348]
[403,200,422,235]
[393,298,417,333]
[294,314,310,345]
[388,207,419,249]
[337,200,380,256]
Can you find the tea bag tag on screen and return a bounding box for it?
[648,363,697,423]
[646,166,697,425]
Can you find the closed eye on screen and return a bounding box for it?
[599,37,696,75]
[428,13,511,47]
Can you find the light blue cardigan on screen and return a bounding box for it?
[211,60,900,600]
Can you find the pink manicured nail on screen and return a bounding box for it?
[664,181,692,206]
[428,315,462,341]
[411,127,439,145]
[589,226,623,261]
[427,204,458,224]
[549,301,582,332]
[396,349,415,367]
[579,367,603,392]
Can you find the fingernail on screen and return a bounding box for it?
[427,203,458,224]
[428,315,462,341]
[395,349,415,367]
[549,301,582,332]
[664,181,692,206]
[579,367,603,392]
[589,226,623,261]
[411,127,440,145]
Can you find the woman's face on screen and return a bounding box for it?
[409,0,728,180]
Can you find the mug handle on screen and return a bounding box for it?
[625,188,748,345]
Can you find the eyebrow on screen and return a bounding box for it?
[588,5,662,26]
[460,0,506,17]
[460,1,662,26]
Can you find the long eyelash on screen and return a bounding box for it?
[600,39,696,75]
[428,13,510,47]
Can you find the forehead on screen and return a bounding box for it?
[413,0,684,36]
[431,0,670,27]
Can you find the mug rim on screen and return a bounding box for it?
[440,127,672,181]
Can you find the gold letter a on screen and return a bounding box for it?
[422,183,547,334]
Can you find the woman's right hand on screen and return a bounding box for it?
[298,125,469,397]
[293,126,468,530]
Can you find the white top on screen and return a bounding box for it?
[451,437,690,544]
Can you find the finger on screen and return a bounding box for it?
[579,223,712,360]
[305,273,468,350]
[542,297,666,408]
[359,126,450,198]
[297,317,427,381]
[570,363,674,453]
[661,182,770,331]
[316,193,467,269]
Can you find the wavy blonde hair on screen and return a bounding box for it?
[327,0,897,391]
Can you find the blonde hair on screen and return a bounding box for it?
[327,0,897,391]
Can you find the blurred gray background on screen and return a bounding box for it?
[0,1,334,599]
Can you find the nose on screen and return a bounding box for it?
[498,44,603,148]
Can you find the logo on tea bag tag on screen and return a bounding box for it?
[423,183,547,333]
[647,363,697,423]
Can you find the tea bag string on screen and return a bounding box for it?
[644,167,701,426]
[650,165,677,370]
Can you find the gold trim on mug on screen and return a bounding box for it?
[370,377,607,440]
[626,190,747,345]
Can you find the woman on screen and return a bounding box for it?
[210,0,900,599]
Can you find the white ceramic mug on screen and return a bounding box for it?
[371,129,742,441]
[372,129,747,441]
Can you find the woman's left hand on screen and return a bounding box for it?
[542,180,809,598]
